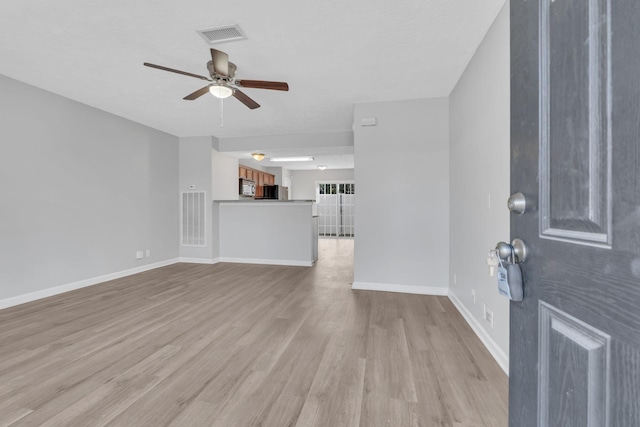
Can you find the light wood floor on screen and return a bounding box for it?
[0,239,507,426]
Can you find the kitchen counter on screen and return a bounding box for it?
[215,200,318,266]
[217,199,314,203]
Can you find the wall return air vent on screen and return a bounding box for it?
[197,24,246,45]
[181,191,206,247]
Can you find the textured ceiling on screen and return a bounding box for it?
[0,0,505,142]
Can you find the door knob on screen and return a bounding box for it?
[507,192,526,214]
[495,239,527,263]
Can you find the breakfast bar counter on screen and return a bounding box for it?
[215,200,318,266]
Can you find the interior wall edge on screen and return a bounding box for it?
[178,257,220,265]
[218,258,314,267]
[0,258,180,311]
[448,289,509,375]
[351,282,449,296]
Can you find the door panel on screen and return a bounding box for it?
[538,302,610,427]
[539,0,612,245]
[510,0,640,425]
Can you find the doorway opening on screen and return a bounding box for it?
[316,182,355,238]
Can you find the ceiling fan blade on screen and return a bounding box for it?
[210,49,229,77]
[183,86,211,100]
[233,89,260,109]
[143,63,211,81]
[235,80,289,91]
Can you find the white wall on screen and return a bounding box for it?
[179,137,215,261]
[353,98,449,294]
[289,169,355,200]
[212,149,239,201]
[449,3,510,371]
[238,159,267,172]
[266,167,291,188]
[0,75,179,304]
[282,169,292,189]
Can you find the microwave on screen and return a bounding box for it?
[239,178,256,197]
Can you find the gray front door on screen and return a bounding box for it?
[510,0,640,425]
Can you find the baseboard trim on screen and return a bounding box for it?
[0,258,180,310]
[218,257,314,267]
[178,257,220,265]
[351,281,449,296]
[448,290,509,375]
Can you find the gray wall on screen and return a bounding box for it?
[449,3,510,366]
[353,98,450,293]
[218,202,315,265]
[178,136,215,261]
[218,131,353,153]
[289,169,355,200]
[0,75,179,301]
[211,148,239,261]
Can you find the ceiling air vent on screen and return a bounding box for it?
[197,24,246,45]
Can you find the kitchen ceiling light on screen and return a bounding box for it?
[269,156,314,162]
[251,152,265,161]
[317,165,327,170]
[209,84,233,99]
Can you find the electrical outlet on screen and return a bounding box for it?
[471,289,476,304]
[135,251,144,260]
[483,304,494,328]
[145,249,151,258]
[485,309,494,328]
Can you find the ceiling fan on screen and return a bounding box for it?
[143,48,289,110]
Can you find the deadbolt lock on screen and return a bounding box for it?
[507,192,526,215]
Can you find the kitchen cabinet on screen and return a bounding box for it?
[255,172,264,198]
[238,166,275,198]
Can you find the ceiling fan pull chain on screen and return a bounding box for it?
[220,96,224,127]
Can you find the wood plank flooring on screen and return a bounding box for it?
[0,239,507,426]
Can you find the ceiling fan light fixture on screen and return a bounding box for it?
[251,152,265,161]
[144,48,288,110]
[209,84,233,99]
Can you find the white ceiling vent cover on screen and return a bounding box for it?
[181,191,206,247]
[197,24,246,45]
